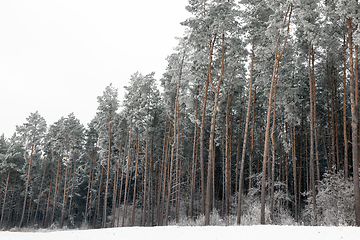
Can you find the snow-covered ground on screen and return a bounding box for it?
[1,225,360,240]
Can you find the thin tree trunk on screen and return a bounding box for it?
[260,5,292,224]
[190,87,199,218]
[33,149,50,224]
[122,116,133,227]
[0,167,11,227]
[88,143,97,224]
[85,142,96,224]
[67,150,77,220]
[270,79,278,223]
[308,42,317,225]
[19,142,34,228]
[9,172,18,226]
[141,113,150,226]
[348,16,360,227]
[237,38,255,225]
[26,195,33,225]
[199,35,217,216]
[164,113,177,225]
[343,33,349,181]
[94,165,104,228]
[175,124,183,223]
[116,130,128,227]
[147,121,155,226]
[60,139,71,227]
[225,85,233,218]
[111,126,125,227]
[154,120,166,225]
[130,127,141,227]
[159,119,172,225]
[51,151,63,226]
[292,122,298,222]
[205,31,226,226]
[43,170,53,227]
[103,119,112,228]
[249,87,257,190]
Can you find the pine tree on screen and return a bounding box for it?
[16,111,47,228]
[95,84,119,228]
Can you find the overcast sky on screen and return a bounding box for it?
[0,0,190,138]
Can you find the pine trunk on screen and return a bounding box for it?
[260,5,292,224]
[85,142,96,224]
[0,167,11,227]
[130,127,141,226]
[270,80,278,223]
[141,112,150,226]
[348,16,360,227]
[308,42,317,225]
[19,142,34,228]
[343,33,349,181]
[111,126,125,227]
[51,151,63,226]
[94,165,104,228]
[237,38,255,224]
[122,116,133,227]
[189,88,199,218]
[33,149,49,224]
[60,139,71,227]
[205,32,226,226]
[103,120,112,228]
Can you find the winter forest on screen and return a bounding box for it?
[1,0,360,230]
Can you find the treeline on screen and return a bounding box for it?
[1,0,360,229]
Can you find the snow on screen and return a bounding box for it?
[1,225,360,240]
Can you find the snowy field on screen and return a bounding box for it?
[1,225,360,240]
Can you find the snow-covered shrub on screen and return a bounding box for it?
[209,209,227,226]
[175,210,230,226]
[113,204,143,227]
[171,216,196,226]
[240,192,270,225]
[240,184,295,225]
[302,170,355,226]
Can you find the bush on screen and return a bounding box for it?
[302,170,355,226]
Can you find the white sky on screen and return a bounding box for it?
[0,0,190,138]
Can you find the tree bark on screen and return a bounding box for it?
[348,16,360,227]
[343,34,349,181]
[51,151,63,226]
[189,87,199,218]
[0,167,11,227]
[270,78,278,224]
[205,31,225,226]
[199,35,216,216]
[60,139,71,227]
[19,142,34,228]
[85,142,96,224]
[308,42,317,225]
[111,126,125,227]
[130,127,141,227]
[141,111,150,226]
[122,116,133,227]
[103,118,112,228]
[237,37,255,225]
[260,5,292,225]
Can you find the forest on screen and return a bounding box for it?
[1,0,360,229]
